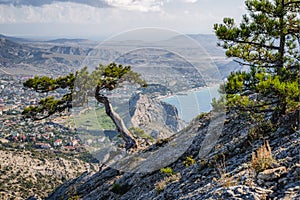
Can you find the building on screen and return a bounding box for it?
[54,139,62,147]
[71,139,78,147]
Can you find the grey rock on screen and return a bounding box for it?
[47,109,300,200]
[129,93,185,139]
[257,166,286,181]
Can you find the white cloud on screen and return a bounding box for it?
[182,0,197,3]
[0,3,106,24]
[104,0,166,12]
[0,0,246,37]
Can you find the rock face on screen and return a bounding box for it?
[47,108,300,200]
[129,93,185,139]
[49,46,91,55]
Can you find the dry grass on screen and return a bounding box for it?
[155,173,181,193]
[251,140,274,173]
[216,155,236,188]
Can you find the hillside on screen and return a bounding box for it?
[0,34,238,79]
[47,108,300,199]
[0,35,87,76]
[0,148,99,200]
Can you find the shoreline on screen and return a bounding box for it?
[156,83,220,100]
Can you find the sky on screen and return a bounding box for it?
[0,0,246,39]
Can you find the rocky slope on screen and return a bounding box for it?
[0,149,99,200]
[47,109,300,200]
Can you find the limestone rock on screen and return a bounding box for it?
[47,109,300,200]
[257,166,287,181]
[129,93,185,139]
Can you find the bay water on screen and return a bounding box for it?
[161,86,220,122]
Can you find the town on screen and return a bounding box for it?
[0,73,87,155]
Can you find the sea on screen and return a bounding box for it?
[161,86,220,122]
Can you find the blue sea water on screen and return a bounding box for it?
[161,86,220,122]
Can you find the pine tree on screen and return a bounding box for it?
[23,63,147,150]
[214,0,300,122]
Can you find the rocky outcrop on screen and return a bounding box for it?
[129,93,185,139]
[49,46,91,55]
[47,109,300,200]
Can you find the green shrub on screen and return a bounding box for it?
[160,167,174,176]
[248,120,275,142]
[111,183,130,195]
[68,195,80,200]
[183,156,195,167]
[196,112,207,120]
[129,127,154,142]
[211,96,226,112]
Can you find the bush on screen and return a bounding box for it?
[111,183,130,195]
[129,127,154,142]
[247,120,274,142]
[196,112,207,120]
[160,167,174,176]
[68,195,80,200]
[183,156,195,167]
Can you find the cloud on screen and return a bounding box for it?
[181,0,197,3]
[0,0,246,37]
[0,2,108,23]
[0,0,109,8]
[104,0,166,12]
[0,0,169,13]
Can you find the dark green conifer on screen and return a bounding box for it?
[214,0,299,122]
[23,63,146,150]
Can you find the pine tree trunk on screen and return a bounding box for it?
[95,86,137,150]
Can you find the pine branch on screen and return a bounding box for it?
[284,1,300,6]
[232,39,280,50]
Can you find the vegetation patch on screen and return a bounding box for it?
[215,155,236,188]
[155,173,181,194]
[111,183,131,195]
[183,156,195,167]
[129,127,155,142]
[160,167,175,176]
[251,140,275,173]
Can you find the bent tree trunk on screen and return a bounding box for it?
[95,86,137,150]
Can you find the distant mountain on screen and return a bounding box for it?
[0,35,85,75]
[0,34,34,43]
[46,38,90,44]
[0,34,241,78]
[188,34,242,78]
[0,37,34,67]
[167,34,225,57]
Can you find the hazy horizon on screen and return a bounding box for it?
[0,30,216,41]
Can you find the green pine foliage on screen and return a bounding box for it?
[22,63,146,120]
[214,0,300,122]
